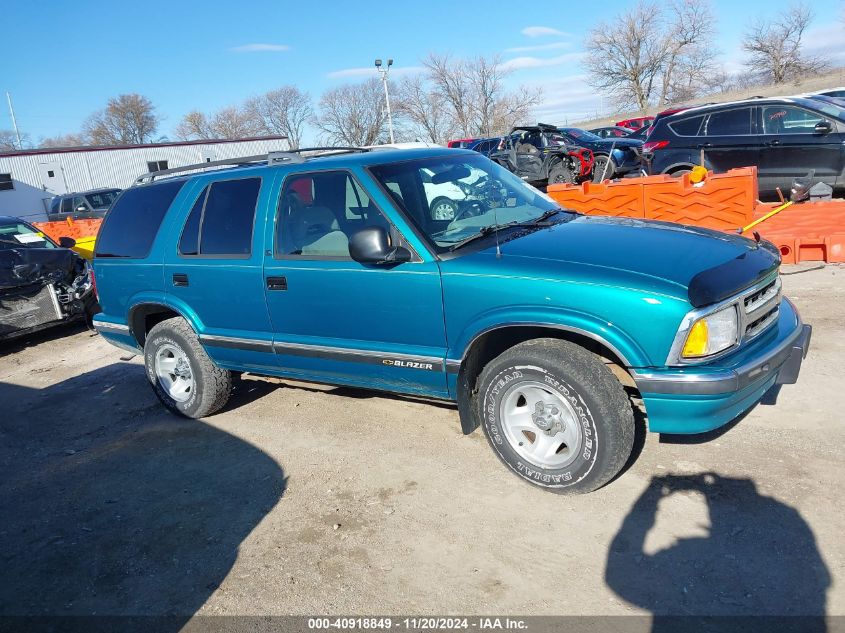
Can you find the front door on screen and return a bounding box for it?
[757,104,844,194]
[263,169,449,397]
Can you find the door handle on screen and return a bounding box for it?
[172,273,189,287]
[767,139,781,146]
[696,143,712,149]
[266,276,288,291]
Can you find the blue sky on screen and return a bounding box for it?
[2,0,843,144]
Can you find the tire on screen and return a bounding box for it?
[548,162,574,185]
[592,155,614,183]
[430,196,459,221]
[668,167,693,178]
[475,338,634,494]
[144,316,232,419]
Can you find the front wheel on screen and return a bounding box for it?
[475,338,634,494]
[548,162,575,185]
[144,316,232,418]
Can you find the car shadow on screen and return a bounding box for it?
[605,473,830,632]
[0,320,93,356]
[0,362,287,629]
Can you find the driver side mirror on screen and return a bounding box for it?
[349,226,411,265]
[58,236,76,248]
[75,205,87,213]
[814,120,833,135]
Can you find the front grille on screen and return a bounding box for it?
[741,277,781,342]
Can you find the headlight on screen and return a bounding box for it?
[681,305,738,359]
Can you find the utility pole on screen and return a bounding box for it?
[375,58,395,144]
[6,92,22,149]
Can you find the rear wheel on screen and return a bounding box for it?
[475,338,634,494]
[144,317,232,418]
[592,155,614,182]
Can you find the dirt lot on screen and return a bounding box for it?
[1,264,843,622]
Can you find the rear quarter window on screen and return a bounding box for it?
[668,115,706,137]
[95,180,185,258]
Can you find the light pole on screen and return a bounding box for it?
[375,58,395,144]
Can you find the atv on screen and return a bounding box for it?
[489,124,594,189]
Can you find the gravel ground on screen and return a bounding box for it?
[0,264,842,621]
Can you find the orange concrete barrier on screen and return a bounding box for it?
[33,218,103,242]
[547,167,758,232]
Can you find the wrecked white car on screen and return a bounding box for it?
[0,217,97,341]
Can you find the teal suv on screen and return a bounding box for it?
[92,148,810,493]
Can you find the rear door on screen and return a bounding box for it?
[262,169,448,396]
[757,104,844,194]
[699,106,760,174]
[163,173,279,371]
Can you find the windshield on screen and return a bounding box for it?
[369,154,565,253]
[0,222,56,250]
[562,128,602,142]
[85,190,120,209]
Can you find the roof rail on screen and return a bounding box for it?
[133,146,368,185]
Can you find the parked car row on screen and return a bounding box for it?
[641,94,845,199]
[450,123,645,185]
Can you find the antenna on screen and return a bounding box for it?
[493,192,502,258]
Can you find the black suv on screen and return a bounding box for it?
[48,188,122,221]
[644,97,845,198]
[489,124,593,187]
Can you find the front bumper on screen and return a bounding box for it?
[632,298,810,434]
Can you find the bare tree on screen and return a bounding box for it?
[395,74,454,143]
[585,0,714,113]
[742,3,825,84]
[420,54,542,139]
[313,79,389,146]
[83,94,160,145]
[173,111,212,140]
[174,106,259,140]
[1,129,26,151]
[39,133,86,148]
[658,0,717,106]
[245,86,312,149]
[585,2,666,113]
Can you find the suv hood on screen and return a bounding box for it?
[490,215,779,307]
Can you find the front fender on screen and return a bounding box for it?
[448,305,651,368]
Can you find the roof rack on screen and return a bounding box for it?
[133,146,368,185]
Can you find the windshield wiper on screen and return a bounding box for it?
[531,208,568,223]
[447,219,554,252]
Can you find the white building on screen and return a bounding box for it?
[0,136,289,221]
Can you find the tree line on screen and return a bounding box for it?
[0,0,836,152]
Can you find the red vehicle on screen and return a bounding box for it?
[616,116,654,131]
[447,138,478,148]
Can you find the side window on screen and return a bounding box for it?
[276,171,390,258]
[178,188,205,256]
[763,106,824,134]
[178,178,260,257]
[61,197,73,214]
[72,196,87,212]
[669,115,706,136]
[95,180,186,258]
[704,108,752,136]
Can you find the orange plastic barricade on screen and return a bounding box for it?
[547,167,758,232]
[32,218,103,242]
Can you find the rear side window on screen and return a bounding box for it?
[95,180,185,258]
[669,115,705,136]
[704,108,753,136]
[178,177,261,257]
